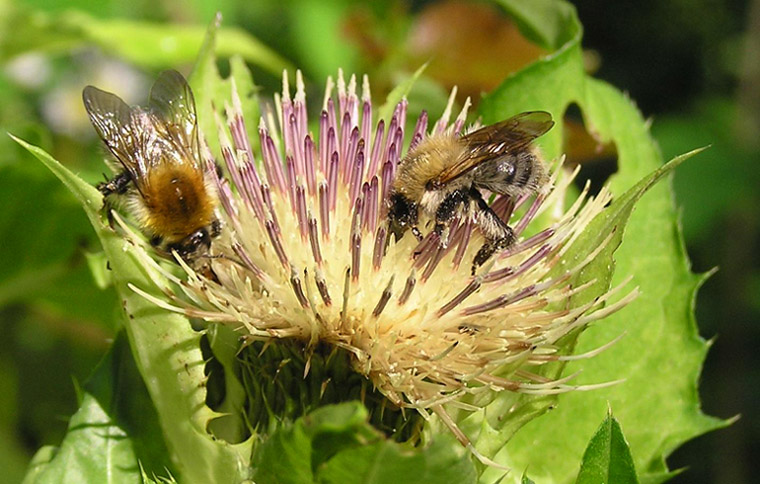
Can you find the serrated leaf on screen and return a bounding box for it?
[11,135,249,483]
[576,411,639,484]
[191,15,262,160]
[251,402,477,484]
[13,16,264,482]
[251,402,372,484]
[475,1,729,482]
[22,333,171,484]
[84,250,112,290]
[472,148,703,481]
[559,147,705,308]
[495,0,580,50]
[205,323,249,444]
[0,139,118,327]
[320,436,477,484]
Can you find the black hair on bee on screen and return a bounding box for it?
[83,70,221,270]
[387,111,554,273]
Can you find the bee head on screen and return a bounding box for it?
[425,179,443,191]
[171,227,212,261]
[387,192,418,242]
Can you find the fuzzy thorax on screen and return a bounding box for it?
[395,135,471,202]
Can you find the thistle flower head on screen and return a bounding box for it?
[131,70,635,453]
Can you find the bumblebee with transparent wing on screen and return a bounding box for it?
[83,70,220,265]
[387,111,554,273]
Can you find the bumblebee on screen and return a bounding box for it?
[83,70,220,263]
[387,111,554,273]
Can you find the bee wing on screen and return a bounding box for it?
[82,85,150,182]
[433,111,554,185]
[148,70,200,165]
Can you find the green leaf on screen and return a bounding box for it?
[0,6,293,75]
[191,15,262,160]
[84,250,112,290]
[495,0,580,50]
[11,136,250,483]
[576,411,639,484]
[251,402,477,484]
[22,333,172,484]
[559,147,706,308]
[377,63,427,125]
[205,323,249,444]
[320,436,477,484]
[475,0,728,482]
[287,0,361,80]
[11,17,268,480]
[251,403,370,484]
[0,162,95,307]
[472,148,703,481]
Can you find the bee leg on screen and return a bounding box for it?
[103,205,117,230]
[177,228,212,259]
[95,173,129,228]
[434,189,469,248]
[210,219,222,238]
[174,229,220,281]
[472,242,497,274]
[97,171,131,197]
[470,188,515,274]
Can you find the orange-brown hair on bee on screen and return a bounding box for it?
[140,162,216,242]
[387,111,554,274]
[83,70,220,263]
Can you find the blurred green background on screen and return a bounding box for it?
[0,0,756,482]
